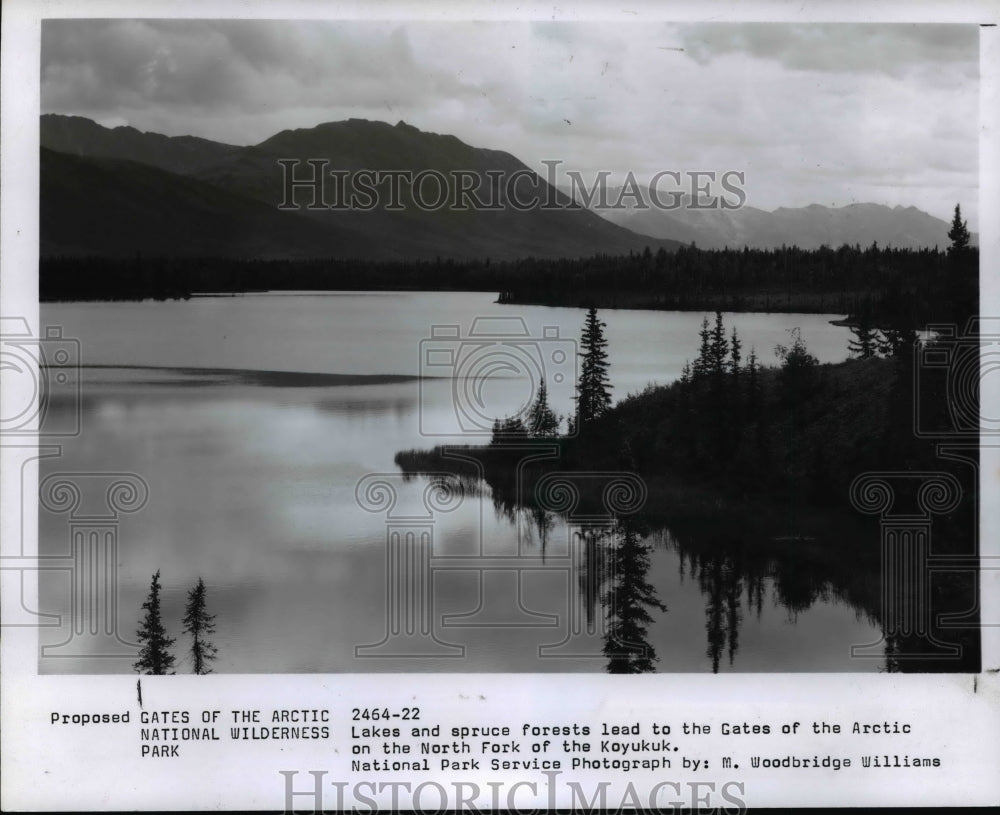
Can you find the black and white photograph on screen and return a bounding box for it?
[33,15,983,675]
[2,1,999,810]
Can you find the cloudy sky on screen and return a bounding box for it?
[41,19,979,225]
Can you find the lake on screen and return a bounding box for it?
[38,291,885,673]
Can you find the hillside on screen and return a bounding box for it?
[40,148,358,259]
[40,115,680,261]
[40,114,242,175]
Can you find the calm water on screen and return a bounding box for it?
[38,292,883,673]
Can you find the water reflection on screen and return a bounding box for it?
[42,295,954,673]
[401,454,926,673]
[602,521,667,674]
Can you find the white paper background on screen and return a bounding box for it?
[3,1,999,810]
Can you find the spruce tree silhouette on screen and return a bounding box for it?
[183,577,218,675]
[135,570,176,675]
[947,204,970,255]
[576,307,612,427]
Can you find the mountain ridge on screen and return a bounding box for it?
[40,114,243,175]
[40,147,365,259]
[41,114,677,261]
[576,186,976,250]
[41,113,965,259]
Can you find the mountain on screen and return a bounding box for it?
[576,188,975,250]
[45,113,962,260]
[40,115,679,261]
[41,114,242,175]
[40,147,361,259]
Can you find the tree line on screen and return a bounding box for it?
[135,571,217,675]
[491,298,880,502]
[485,204,976,494]
[41,216,976,326]
[399,206,979,672]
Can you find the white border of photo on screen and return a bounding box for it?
[2,0,999,810]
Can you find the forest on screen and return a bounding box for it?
[41,240,975,326]
[396,304,980,673]
[399,209,977,506]
[394,211,980,672]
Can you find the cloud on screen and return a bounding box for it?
[679,23,978,77]
[42,20,484,123]
[40,19,979,226]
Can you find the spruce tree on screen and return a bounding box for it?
[182,577,218,675]
[576,307,612,426]
[877,325,918,358]
[729,327,742,376]
[775,328,819,403]
[135,570,176,675]
[848,314,879,359]
[745,347,760,419]
[527,379,560,437]
[702,312,731,459]
[745,346,770,477]
[565,413,577,438]
[945,203,977,323]
[709,311,729,375]
[727,327,744,442]
[947,203,971,255]
[693,315,712,378]
[491,414,528,443]
[603,522,666,674]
